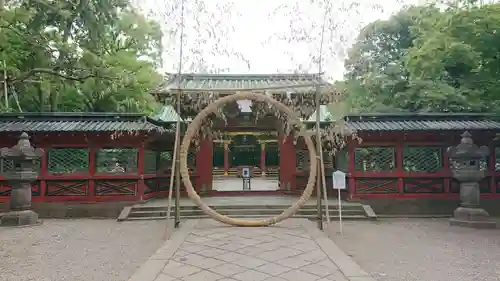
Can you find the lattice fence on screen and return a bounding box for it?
[159,151,173,166]
[157,150,196,171]
[355,178,398,193]
[296,150,309,171]
[296,150,335,171]
[144,150,158,174]
[403,178,445,193]
[265,143,280,166]
[335,149,348,172]
[48,148,89,173]
[355,147,395,172]
[322,151,333,170]
[95,148,138,173]
[187,151,196,170]
[403,146,443,172]
[495,147,500,171]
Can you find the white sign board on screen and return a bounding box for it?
[332,170,346,190]
[242,168,250,178]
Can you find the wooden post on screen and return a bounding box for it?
[315,89,322,229]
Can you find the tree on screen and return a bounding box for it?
[406,2,500,112]
[0,0,163,113]
[343,5,445,112]
[343,1,500,113]
[265,0,394,79]
[142,0,250,73]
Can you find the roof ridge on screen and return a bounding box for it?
[344,113,500,122]
[0,113,170,134]
[155,73,331,93]
[0,112,147,121]
[165,73,321,78]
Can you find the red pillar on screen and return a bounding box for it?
[279,135,296,191]
[223,142,229,176]
[196,139,213,193]
[260,142,266,177]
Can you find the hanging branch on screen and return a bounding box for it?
[161,80,344,147]
[164,91,227,147]
[309,120,362,156]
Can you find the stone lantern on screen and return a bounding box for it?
[447,131,496,228]
[0,132,43,226]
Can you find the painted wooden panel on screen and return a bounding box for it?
[355,178,398,194]
[46,180,88,196]
[95,180,136,196]
[403,178,445,193]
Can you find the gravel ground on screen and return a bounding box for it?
[0,219,167,281]
[328,218,500,281]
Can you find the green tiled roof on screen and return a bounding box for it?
[0,112,167,133]
[345,113,500,132]
[154,105,183,122]
[154,73,334,93]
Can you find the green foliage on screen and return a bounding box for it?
[343,1,500,113]
[0,0,163,113]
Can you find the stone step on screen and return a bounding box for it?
[127,208,365,218]
[131,204,363,212]
[119,202,375,221]
[124,214,368,221]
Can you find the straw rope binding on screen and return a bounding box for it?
[179,91,317,227]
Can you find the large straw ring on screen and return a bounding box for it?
[179,91,317,226]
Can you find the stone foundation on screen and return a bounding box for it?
[1,197,500,219]
[360,198,500,217]
[0,201,138,219]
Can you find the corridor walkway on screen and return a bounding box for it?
[127,219,374,281]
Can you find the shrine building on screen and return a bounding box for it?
[0,73,500,216]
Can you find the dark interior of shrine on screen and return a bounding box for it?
[212,134,280,168]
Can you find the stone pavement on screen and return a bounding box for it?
[213,178,279,192]
[127,219,374,281]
